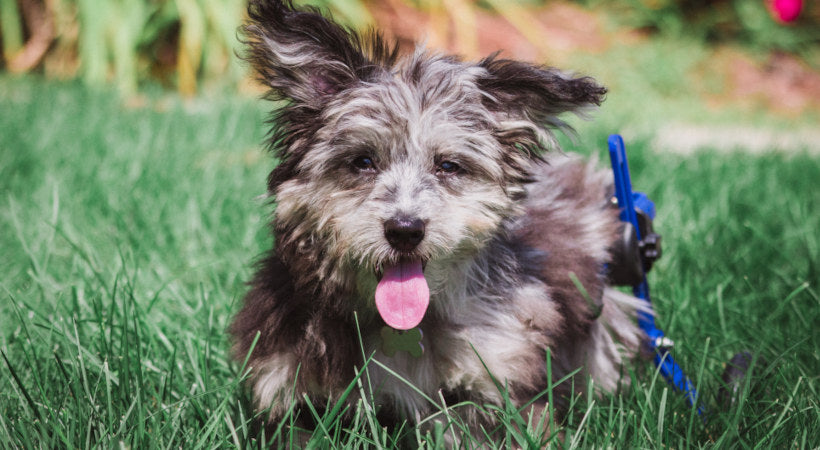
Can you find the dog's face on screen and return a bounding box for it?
[277,59,523,280]
[245,0,606,327]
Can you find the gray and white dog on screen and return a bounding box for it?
[230,0,646,435]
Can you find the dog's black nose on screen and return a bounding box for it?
[384,217,425,252]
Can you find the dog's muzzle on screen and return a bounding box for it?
[375,216,430,330]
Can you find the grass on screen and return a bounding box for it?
[1,75,818,448]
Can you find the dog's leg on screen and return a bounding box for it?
[584,287,649,392]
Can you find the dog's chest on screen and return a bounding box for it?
[364,289,550,415]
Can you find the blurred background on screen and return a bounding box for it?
[1,3,818,446]
[1,0,818,115]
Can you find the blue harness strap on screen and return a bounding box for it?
[607,134,703,414]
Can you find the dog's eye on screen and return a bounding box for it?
[436,160,461,175]
[351,156,377,173]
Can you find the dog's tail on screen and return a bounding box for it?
[584,287,652,393]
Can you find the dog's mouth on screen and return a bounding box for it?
[374,258,429,330]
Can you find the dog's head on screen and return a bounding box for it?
[245,0,606,328]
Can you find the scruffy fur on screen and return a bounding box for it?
[230,0,646,438]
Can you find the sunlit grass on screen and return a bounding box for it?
[1,77,817,447]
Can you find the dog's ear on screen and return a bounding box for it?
[477,55,607,152]
[244,0,396,107]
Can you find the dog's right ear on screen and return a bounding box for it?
[244,0,395,107]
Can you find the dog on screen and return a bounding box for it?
[230,0,646,439]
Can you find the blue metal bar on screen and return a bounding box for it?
[607,134,702,413]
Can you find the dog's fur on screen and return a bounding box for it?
[230,0,646,435]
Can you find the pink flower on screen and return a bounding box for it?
[769,0,803,23]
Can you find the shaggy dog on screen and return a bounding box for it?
[230,0,646,439]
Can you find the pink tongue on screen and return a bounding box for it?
[375,260,430,330]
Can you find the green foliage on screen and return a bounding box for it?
[583,0,820,56]
[0,0,378,94]
[733,0,818,53]
[1,0,246,94]
[2,76,819,447]
[0,0,24,60]
[4,0,817,93]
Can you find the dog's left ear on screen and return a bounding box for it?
[477,56,607,152]
[243,0,396,108]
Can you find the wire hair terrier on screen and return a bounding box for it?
[230,0,647,435]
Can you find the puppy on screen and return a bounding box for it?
[230,0,646,438]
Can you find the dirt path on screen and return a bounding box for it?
[653,123,820,155]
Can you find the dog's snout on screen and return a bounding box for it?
[384,217,425,252]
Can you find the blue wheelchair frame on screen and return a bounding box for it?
[607,134,702,414]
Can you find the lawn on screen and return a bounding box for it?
[1,75,818,448]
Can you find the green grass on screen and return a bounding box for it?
[1,75,818,448]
